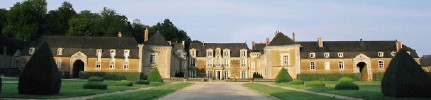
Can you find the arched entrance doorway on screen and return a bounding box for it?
[73,60,84,78]
[357,62,367,81]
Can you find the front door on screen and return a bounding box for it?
[216,71,221,80]
[357,62,367,81]
[73,60,84,78]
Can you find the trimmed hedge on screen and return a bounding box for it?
[148,67,163,82]
[19,42,61,95]
[275,68,293,83]
[335,77,359,90]
[297,73,360,81]
[79,72,141,81]
[288,80,304,85]
[253,72,263,78]
[373,72,384,81]
[88,76,104,82]
[113,80,134,86]
[3,69,21,77]
[83,82,107,89]
[382,49,431,98]
[305,81,325,87]
[136,80,149,84]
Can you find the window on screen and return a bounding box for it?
[325,62,330,70]
[378,60,384,69]
[391,51,396,57]
[109,62,115,69]
[241,59,246,67]
[282,55,289,65]
[190,58,196,66]
[123,64,129,69]
[241,71,247,79]
[207,58,213,66]
[310,53,315,58]
[240,49,247,57]
[207,49,213,57]
[124,50,130,62]
[207,71,212,78]
[216,48,221,56]
[224,59,230,66]
[55,59,61,68]
[216,59,221,67]
[224,71,229,79]
[324,53,330,58]
[96,61,101,69]
[96,49,102,61]
[339,61,344,69]
[57,48,63,55]
[407,51,411,55]
[150,54,156,64]
[223,49,230,57]
[310,61,316,70]
[190,49,196,57]
[378,52,384,57]
[110,49,116,62]
[29,47,35,55]
[338,52,344,58]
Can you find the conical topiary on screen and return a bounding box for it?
[148,67,163,82]
[382,49,431,98]
[275,68,293,83]
[19,42,61,95]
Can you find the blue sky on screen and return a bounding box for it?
[2,0,431,56]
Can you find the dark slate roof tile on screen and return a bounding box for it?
[144,32,170,46]
[189,43,249,57]
[268,33,295,46]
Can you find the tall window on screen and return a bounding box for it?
[224,71,229,79]
[96,49,102,61]
[224,59,230,66]
[29,47,35,55]
[241,59,246,67]
[310,53,315,58]
[150,54,156,64]
[339,61,344,69]
[55,59,61,68]
[282,55,289,65]
[216,59,221,67]
[207,58,213,66]
[190,49,196,57]
[190,58,196,66]
[57,48,63,55]
[378,52,384,57]
[124,50,130,62]
[325,62,330,70]
[240,49,247,57]
[207,49,213,57]
[324,53,330,58]
[207,71,212,78]
[378,60,384,69]
[338,52,344,58]
[241,71,246,79]
[310,61,316,70]
[223,50,230,57]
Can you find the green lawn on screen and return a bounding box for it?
[0,77,164,99]
[243,83,335,100]
[90,82,193,100]
[277,81,387,100]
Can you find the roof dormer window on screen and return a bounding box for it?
[407,51,411,55]
[216,48,221,57]
[190,49,196,57]
[391,51,396,57]
[206,49,213,57]
[310,53,315,58]
[240,49,247,57]
[110,49,116,62]
[124,50,130,62]
[378,52,384,57]
[96,49,102,61]
[57,48,63,55]
[338,52,344,58]
[324,52,330,58]
[223,49,230,57]
[29,47,35,55]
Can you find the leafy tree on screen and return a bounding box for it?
[19,42,61,95]
[132,19,149,42]
[382,49,431,98]
[275,68,293,83]
[3,0,47,41]
[0,9,8,35]
[96,7,132,37]
[149,19,191,43]
[44,1,76,36]
[67,10,101,36]
[148,67,163,82]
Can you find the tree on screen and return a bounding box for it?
[275,68,293,83]
[3,0,47,41]
[148,67,163,82]
[149,19,191,43]
[66,10,101,36]
[19,42,61,95]
[0,9,8,35]
[44,1,76,36]
[96,7,132,37]
[131,19,149,43]
[382,49,431,98]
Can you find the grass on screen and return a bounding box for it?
[277,81,387,100]
[0,77,164,99]
[90,82,193,100]
[243,83,335,100]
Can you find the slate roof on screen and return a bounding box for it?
[250,43,266,53]
[189,43,249,57]
[144,32,170,46]
[268,32,295,46]
[420,55,431,67]
[0,35,27,55]
[25,36,139,58]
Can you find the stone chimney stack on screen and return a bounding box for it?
[118,32,122,37]
[318,37,323,48]
[396,40,403,51]
[265,38,270,46]
[144,28,149,42]
[167,41,172,45]
[292,32,295,41]
[252,41,255,49]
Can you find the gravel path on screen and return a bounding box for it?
[158,82,276,100]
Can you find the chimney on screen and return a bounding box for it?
[202,41,205,46]
[396,40,403,51]
[168,41,172,45]
[318,37,323,48]
[252,41,255,49]
[182,41,185,47]
[118,32,122,37]
[265,38,270,46]
[292,32,295,41]
[144,28,149,42]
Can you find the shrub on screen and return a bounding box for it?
[382,49,431,98]
[19,42,61,95]
[148,67,163,82]
[288,80,304,85]
[373,72,384,81]
[253,72,263,78]
[83,82,108,89]
[136,80,149,84]
[113,80,134,86]
[305,81,325,87]
[88,76,104,82]
[3,69,22,77]
[335,77,359,90]
[275,68,293,83]
[297,73,360,81]
[79,72,141,81]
